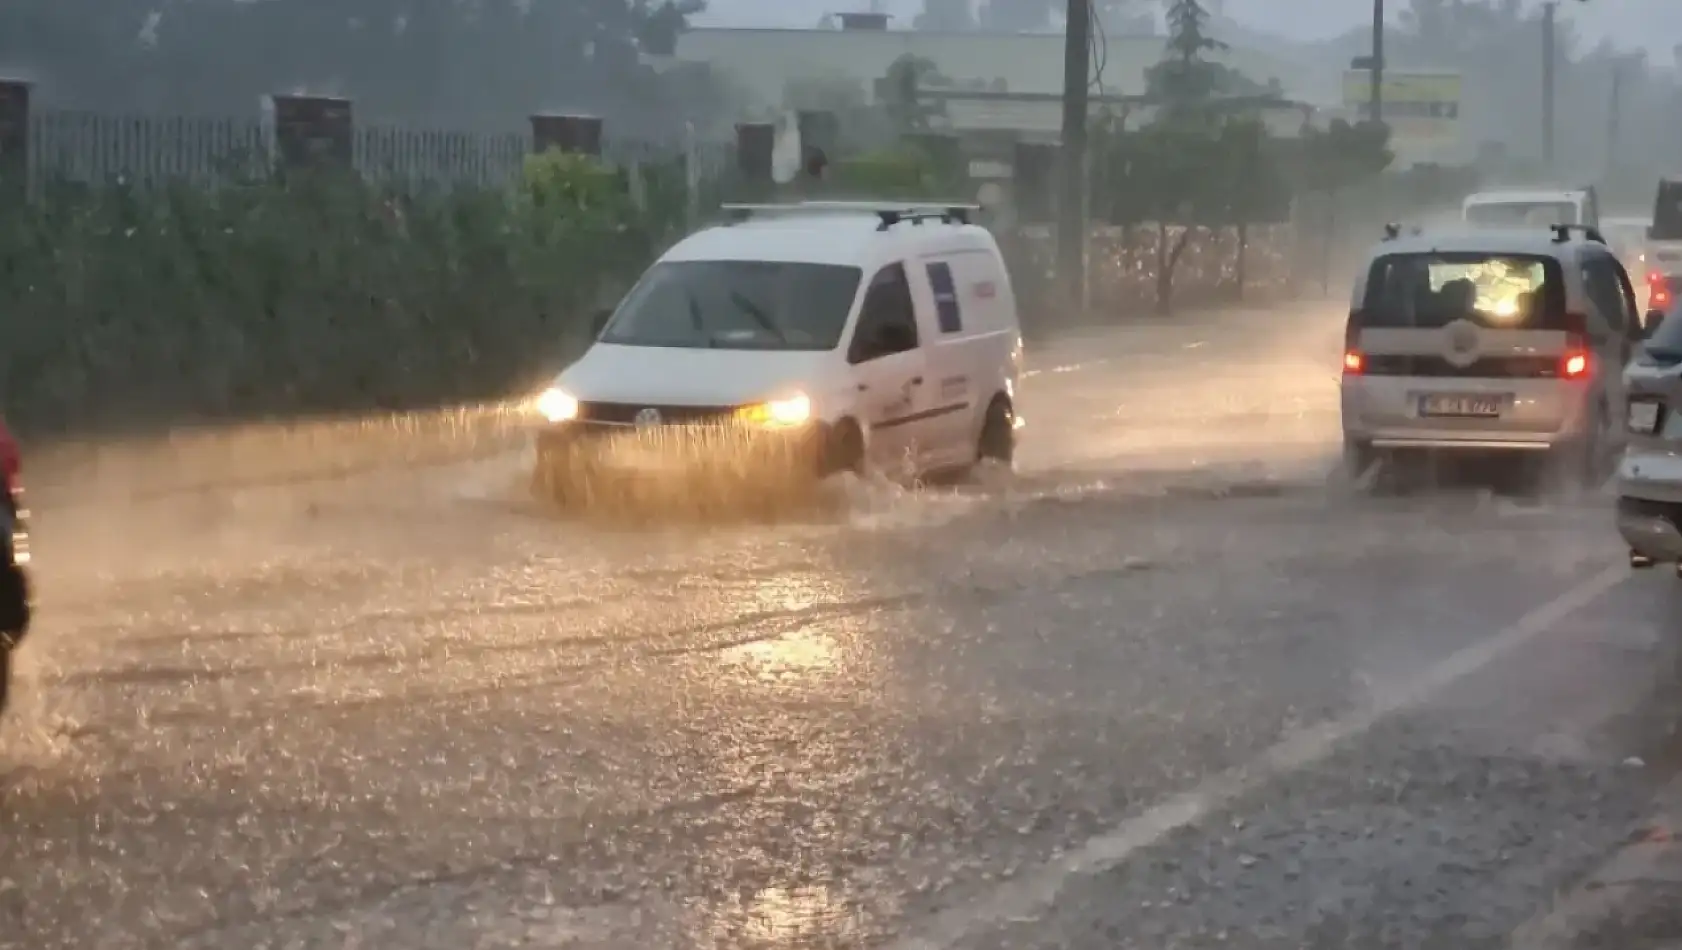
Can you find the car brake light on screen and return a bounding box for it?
[1651,273,1672,308]
[1343,309,1364,374]
[1562,351,1589,378]
[0,423,16,488]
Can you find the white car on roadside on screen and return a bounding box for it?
[529,201,1024,500]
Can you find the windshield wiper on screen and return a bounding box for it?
[686,292,717,348]
[729,291,786,343]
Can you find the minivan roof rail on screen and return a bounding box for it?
[721,201,980,229]
[1550,223,1606,244]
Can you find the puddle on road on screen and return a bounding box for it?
[720,628,841,681]
[699,884,868,946]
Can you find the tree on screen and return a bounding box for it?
[1,0,720,127]
[1146,0,1230,115]
[633,0,704,56]
[875,55,947,134]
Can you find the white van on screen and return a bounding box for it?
[530,202,1023,495]
[1463,188,1599,230]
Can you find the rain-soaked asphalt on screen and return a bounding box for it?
[5,302,1682,950]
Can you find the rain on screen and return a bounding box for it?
[5,1,1682,949]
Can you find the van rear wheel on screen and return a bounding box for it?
[978,398,1015,466]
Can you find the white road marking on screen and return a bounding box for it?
[887,562,1631,950]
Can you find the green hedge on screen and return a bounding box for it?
[0,150,682,438]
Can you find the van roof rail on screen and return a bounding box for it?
[721,201,981,229]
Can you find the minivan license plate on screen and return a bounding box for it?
[1629,400,1662,434]
[1419,394,1503,417]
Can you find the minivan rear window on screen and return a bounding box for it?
[1641,299,1682,361]
[1652,179,1682,241]
[1360,252,1567,330]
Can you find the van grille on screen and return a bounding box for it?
[576,401,739,425]
[1361,354,1562,378]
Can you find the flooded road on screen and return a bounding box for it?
[4,304,1677,949]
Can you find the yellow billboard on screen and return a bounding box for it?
[1341,70,1461,148]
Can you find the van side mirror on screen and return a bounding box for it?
[590,308,613,336]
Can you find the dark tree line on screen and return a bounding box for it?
[0,0,723,133]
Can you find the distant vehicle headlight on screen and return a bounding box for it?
[737,393,811,428]
[536,388,579,423]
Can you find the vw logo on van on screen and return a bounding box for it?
[634,407,662,428]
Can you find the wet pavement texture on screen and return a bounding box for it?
[4,304,1681,949]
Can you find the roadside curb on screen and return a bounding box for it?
[1507,774,1682,949]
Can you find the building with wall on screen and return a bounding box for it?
[664,20,1324,120]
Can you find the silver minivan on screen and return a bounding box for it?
[1341,226,1640,487]
[1616,300,1682,568]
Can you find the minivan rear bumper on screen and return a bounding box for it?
[1362,435,1554,451]
[1341,375,1585,450]
[1617,496,1682,562]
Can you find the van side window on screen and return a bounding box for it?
[925,261,962,333]
[849,263,919,363]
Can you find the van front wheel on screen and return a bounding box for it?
[819,421,865,478]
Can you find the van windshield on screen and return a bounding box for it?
[1464,201,1579,227]
[599,260,862,351]
[1360,252,1566,330]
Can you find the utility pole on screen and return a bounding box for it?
[1606,61,1622,180]
[1542,1,1556,169]
[1057,0,1091,317]
[1370,0,1384,124]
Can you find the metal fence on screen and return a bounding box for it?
[23,111,731,191]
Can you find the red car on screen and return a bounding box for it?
[0,417,30,714]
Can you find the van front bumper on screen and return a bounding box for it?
[533,419,831,488]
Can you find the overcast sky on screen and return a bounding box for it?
[696,0,1679,63]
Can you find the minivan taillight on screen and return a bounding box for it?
[0,421,18,492]
[1651,272,1672,310]
[1344,310,1364,375]
[1561,350,1590,379]
[1558,312,1592,379]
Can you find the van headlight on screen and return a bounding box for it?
[535,387,578,423]
[737,393,811,428]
